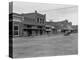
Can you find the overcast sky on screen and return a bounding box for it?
[11,1,78,25]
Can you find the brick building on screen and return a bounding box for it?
[9,11,46,37]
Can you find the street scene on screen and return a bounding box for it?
[9,1,78,58]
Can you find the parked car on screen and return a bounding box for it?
[64,30,71,36]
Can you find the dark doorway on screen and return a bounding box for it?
[27,29,32,36]
[23,29,32,36]
[40,30,43,35]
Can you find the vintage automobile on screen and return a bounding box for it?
[64,30,71,36]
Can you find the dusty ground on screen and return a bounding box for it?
[13,33,78,58]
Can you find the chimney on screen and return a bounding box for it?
[35,10,37,13]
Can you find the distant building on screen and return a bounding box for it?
[71,25,78,33]
[45,25,55,34]
[46,20,73,33]
[9,11,46,37]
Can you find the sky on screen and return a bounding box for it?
[10,1,78,25]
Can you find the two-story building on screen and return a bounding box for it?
[9,11,46,37]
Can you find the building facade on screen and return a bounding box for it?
[9,11,75,37]
[9,11,46,37]
[46,20,73,33]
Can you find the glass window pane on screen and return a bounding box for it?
[37,18,39,23]
[14,26,18,30]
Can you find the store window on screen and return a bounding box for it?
[13,25,19,36]
[14,26,18,30]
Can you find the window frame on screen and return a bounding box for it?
[13,25,19,36]
[37,18,40,23]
